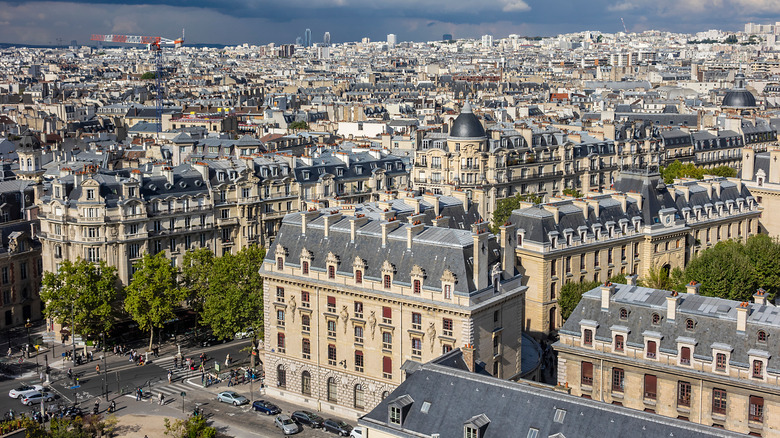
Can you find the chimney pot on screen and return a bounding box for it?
[601,282,615,311]
[686,281,700,295]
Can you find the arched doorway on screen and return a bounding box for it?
[276,364,286,388]
[549,306,557,332]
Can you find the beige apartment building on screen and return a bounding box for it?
[260,206,526,418]
[555,282,780,437]
[508,170,762,337]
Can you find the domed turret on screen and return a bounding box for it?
[449,103,486,139]
[722,72,756,108]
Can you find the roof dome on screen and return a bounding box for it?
[722,73,756,108]
[450,103,486,139]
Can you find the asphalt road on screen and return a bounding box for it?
[0,336,361,437]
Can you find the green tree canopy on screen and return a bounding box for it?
[198,245,266,341]
[661,161,738,184]
[559,274,627,321]
[562,188,583,198]
[125,252,187,350]
[140,71,156,80]
[181,247,215,313]
[491,193,543,233]
[288,120,310,130]
[164,415,216,438]
[40,258,120,339]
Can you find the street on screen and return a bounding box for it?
[0,331,360,437]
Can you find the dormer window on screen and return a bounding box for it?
[390,406,401,425]
[465,426,478,438]
[758,330,767,343]
[86,189,95,200]
[685,319,695,331]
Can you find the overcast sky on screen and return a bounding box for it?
[1,0,780,46]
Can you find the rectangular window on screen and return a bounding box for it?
[277,333,285,353]
[677,381,691,407]
[465,427,477,438]
[644,374,657,400]
[302,315,310,333]
[327,320,336,338]
[412,312,422,330]
[276,310,285,327]
[443,318,453,337]
[276,257,283,270]
[354,302,363,318]
[607,249,613,264]
[355,269,362,284]
[749,396,764,423]
[383,356,392,379]
[753,360,763,378]
[276,287,285,303]
[413,279,421,294]
[712,388,727,415]
[412,337,422,357]
[354,326,363,344]
[1,267,7,284]
[550,259,557,276]
[680,346,691,365]
[328,265,335,279]
[382,306,392,324]
[715,353,727,371]
[328,344,337,366]
[302,261,309,275]
[444,284,452,299]
[19,262,27,280]
[382,332,392,350]
[581,362,593,386]
[384,274,391,289]
[390,406,401,425]
[614,335,624,352]
[301,291,310,307]
[584,329,593,346]
[327,296,336,312]
[550,282,557,300]
[647,340,657,358]
[612,368,624,392]
[594,250,600,267]
[302,338,311,359]
[355,351,364,372]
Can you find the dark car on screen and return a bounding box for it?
[292,410,324,428]
[252,399,281,415]
[322,419,353,436]
[200,334,227,347]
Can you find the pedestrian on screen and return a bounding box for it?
[227,376,233,387]
[167,370,172,384]
[5,347,10,357]
[95,364,100,375]
[159,393,165,406]
[173,357,178,369]
[201,372,204,384]
[225,354,231,367]
[135,388,141,401]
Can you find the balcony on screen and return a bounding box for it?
[217,216,239,226]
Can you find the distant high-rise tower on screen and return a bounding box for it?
[387,33,397,47]
[304,28,312,47]
[481,34,493,47]
[295,36,303,46]
[323,32,331,46]
[442,34,453,42]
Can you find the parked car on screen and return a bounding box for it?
[216,391,248,406]
[350,427,363,438]
[200,334,228,347]
[291,410,324,428]
[20,392,54,406]
[252,399,281,415]
[322,419,353,436]
[275,414,300,435]
[8,384,44,399]
[234,328,255,339]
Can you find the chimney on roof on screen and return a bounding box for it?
[422,192,440,216]
[666,290,680,321]
[754,288,767,306]
[323,210,342,239]
[737,301,749,333]
[349,215,368,243]
[406,221,424,249]
[380,219,401,248]
[686,281,700,295]
[407,197,422,215]
[300,209,320,235]
[472,225,489,290]
[770,149,780,184]
[462,344,475,373]
[677,185,690,203]
[499,222,516,276]
[163,166,174,185]
[626,274,637,286]
[542,204,560,224]
[601,282,615,311]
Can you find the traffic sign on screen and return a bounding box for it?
[180,391,186,397]
[70,385,80,389]
[73,336,83,343]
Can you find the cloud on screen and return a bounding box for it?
[501,0,531,12]
[607,1,638,11]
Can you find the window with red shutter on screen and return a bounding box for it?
[382,356,392,378]
[413,279,421,294]
[327,296,336,312]
[383,274,391,289]
[680,346,691,365]
[382,306,392,323]
[355,269,362,284]
[647,340,657,358]
[581,362,593,386]
[644,374,657,400]
[328,265,335,279]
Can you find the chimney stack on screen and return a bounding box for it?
[462,344,475,373]
[406,221,424,249]
[666,291,680,321]
[162,166,174,185]
[472,226,490,290]
[601,282,615,311]
[542,204,560,224]
[626,274,637,286]
[686,281,700,295]
[422,192,440,216]
[349,214,368,242]
[407,197,422,215]
[737,301,750,333]
[431,215,449,228]
[300,209,320,235]
[323,210,342,238]
[754,289,767,306]
[380,218,401,248]
[499,222,516,276]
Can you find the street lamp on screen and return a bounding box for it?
[25,318,31,359]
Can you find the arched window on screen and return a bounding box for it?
[652,313,661,325]
[619,308,628,320]
[327,377,337,402]
[301,371,311,395]
[549,307,556,331]
[277,365,286,388]
[381,390,390,400]
[354,384,365,409]
[758,330,767,343]
[685,319,695,331]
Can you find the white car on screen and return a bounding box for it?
[234,328,255,339]
[20,391,54,406]
[351,427,363,438]
[8,384,44,399]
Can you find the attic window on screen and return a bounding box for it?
[553,408,566,423]
[420,401,431,414]
[164,183,173,190]
[194,180,202,187]
[527,429,539,438]
[179,181,187,188]
[389,406,401,425]
[464,426,478,438]
[218,173,225,181]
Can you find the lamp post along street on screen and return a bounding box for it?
[25,319,31,359]
[71,300,76,367]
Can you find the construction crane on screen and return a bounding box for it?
[90,31,184,136]
[620,18,628,33]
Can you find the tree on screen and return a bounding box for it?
[559,274,627,321]
[181,248,215,312]
[40,258,120,340]
[125,252,187,351]
[198,245,266,341]
[288,121,310,130]
[491,193,543,233]
[140,71,156,80]
[708,166,738,178]
[562,188,583,198]
[164,415,216,438]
